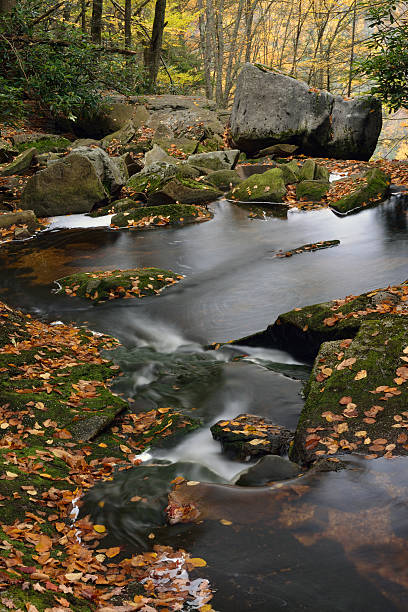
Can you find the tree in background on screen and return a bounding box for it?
[358,0,408,110]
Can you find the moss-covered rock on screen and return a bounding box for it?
[211,414,293,461]
[330,168,390,214]
[228,167,287,202]
[186,150,240,171]
[111,203,212,229]
[296,179,330,201]
[56,267,183,302]
[299,159,317,181]
[0,147,37,177]
[89,197,144,217]
[276,162,299,185]
[21,153,107,216]
[291,318,408,465]
[153,137,199,157]
[147,176,222,205]
[237,281,408,361]
[206,169,242,191]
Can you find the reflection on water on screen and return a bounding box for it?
[1,197,408,344]
[2,195,408,610]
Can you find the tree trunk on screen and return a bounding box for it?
[146,0,166,89]
[198,0,213,99]
[0,0,16,14]
[91,0,103,44]
[81,0,87,32]
[125,0,132,48]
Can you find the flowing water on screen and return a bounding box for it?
[1,195,408,610]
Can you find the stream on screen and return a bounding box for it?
[1,195,408,610]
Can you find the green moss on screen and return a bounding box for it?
[296,180,330,201]
[228,168,287,203]
[16,137,71,154]
[89,198,143,217]
[55,267,183,302]
[291,318,408,464]
[331,168,391,214]
[111,203,212,229]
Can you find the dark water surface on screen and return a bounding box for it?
[1,196,408,610]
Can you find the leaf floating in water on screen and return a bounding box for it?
[190,557,207,567]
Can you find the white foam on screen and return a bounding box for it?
[48,213,113,230]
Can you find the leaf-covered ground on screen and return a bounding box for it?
[0,301,211,611]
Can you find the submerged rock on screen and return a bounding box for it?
[230,64,382,160]
[211,414,293,461]
[21,153,107,216]
[55,267,183,302]
[228,167,287,203]
[234,455,302,485]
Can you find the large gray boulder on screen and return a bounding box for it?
[21,154,107,216]
[230,64,382,161]
[69,146,128,194]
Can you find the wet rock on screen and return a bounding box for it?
[206,169,242,191]
[187,150,240,171]
[291,317,408,465]
[230,64,382,160]
[276,240,340,258]
[330,168,390,214]
[21,154,106,216]
[0,147,37,177]
[211,414,293,461]
[234,455,301,486]
[296,179,330,201]
[228,167,287,203]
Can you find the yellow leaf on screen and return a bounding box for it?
[6,471,18,479]
[186,481,200,486]
[93,524,106,533]
[249,438,267,446]
[220,519,232,526]
[190,557,207,567]
[106,546,121,558]
[354,370,367,380]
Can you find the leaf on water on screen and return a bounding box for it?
[190,557,207,567]
[93,525,106,533]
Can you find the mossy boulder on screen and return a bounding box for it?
[0,210,40,232]
[0,147,37,177]
[89,197,143,217]
[147,176,222,205]
[228,167,287,202]
[330,168,390,214]
[126,162,178,195]
[143,144,177,168]
[211,414,293,461]
[276,162,299,185]
[21,154,107,216]
[237,281,408,361]
[296,179,330,201]
[206,169,242,191]
[111,203,212,229]
[292,318,408,465]
[56,267,183,302]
